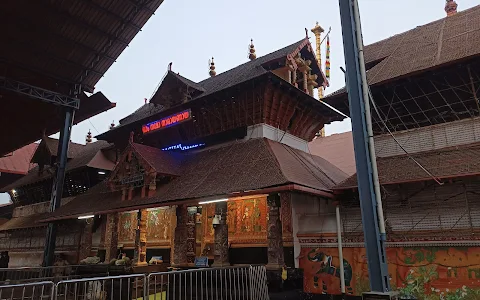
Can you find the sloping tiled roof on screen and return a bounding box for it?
[0,143,37,175]
[119,103,165,126]
[0,140,113,192]
[335,142,480,189]
[0,197,75,231]
[0,213,47,231]
[43,138,348,220]
[308,132,356,176]
[42,136,85,159]
[132,143,183,176]
[169,71,206,93]
[113,39,322,130]
[325,5,480,101]
[195,39,310,98]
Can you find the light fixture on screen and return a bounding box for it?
[11,189,16,195]
[98,171,106,175]
[212,215,221,228]
[198,198,228,205]
[78,215,95,220]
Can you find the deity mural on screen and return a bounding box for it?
[307,249,353,294]
[118,208,173,247]
[300,246,480,299]
[118,212,137,243]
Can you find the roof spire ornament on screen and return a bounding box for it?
[86,130,92,143]
[248,39,257,61]
[110,121,115,130]
[209,57,216,77]
[445,0,458,16]
[129,131,134,144]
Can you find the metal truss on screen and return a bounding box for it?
[371,62,480,134]
[0,76,80,109]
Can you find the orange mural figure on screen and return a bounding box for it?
[307,249,354,295]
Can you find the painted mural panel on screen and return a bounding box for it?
[202,197,268,245]
[118,209,174,247]
[146,208,173,244]
[118,212,136,245]
[300,247,480,299]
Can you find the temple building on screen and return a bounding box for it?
[1,27,345,272]
[4,2,480,297]
[303,2,480,297]
[0,136,115,267]
[36,32,346,270]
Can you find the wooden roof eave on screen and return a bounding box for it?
[39,183,334,223]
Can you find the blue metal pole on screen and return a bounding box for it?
[338,0,390,292]
[43,107,75,267]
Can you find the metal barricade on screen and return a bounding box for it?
[0,281,54,300]
[146,265,269,300]
[0,265,119,285]
[55,274,147,300]
[0,265,81,284]
[248,266,269,300]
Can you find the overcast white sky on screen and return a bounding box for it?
[60,0,479,143]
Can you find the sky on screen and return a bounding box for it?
[63,0,479,143]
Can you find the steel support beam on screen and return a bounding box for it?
[0,77,80,109]
[43,107,75,267]
[338,0,390,292]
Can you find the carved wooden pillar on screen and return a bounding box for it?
[267,193,284,270]
[78,217,94,261]
[134,209,148,266]
[128,187,134,200]
[105,213,119,262]
[186,207,197,264]
[213,201,229,266]
[280,193,293,245]
[292,70,298,87]
[148,181,156,197]
[303,71,308,92]
[172,205,188,266]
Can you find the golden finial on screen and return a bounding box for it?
[445,0,458,16]
[249,39,257,60]
[209,57,216,77]
[86,130,92,143]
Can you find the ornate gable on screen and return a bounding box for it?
[108,138,156,192]
[150,70,205,108]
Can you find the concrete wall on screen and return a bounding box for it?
[245,123,309,152]
[290,193,337,267]
[375,117,480,157]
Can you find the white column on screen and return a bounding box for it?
[336,205,346,294]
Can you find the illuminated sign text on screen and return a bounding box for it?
[162,143,205,151]
[142,109,192,134]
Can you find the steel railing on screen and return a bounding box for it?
[0,265,269,300]
[55,273,146,300]
[0,265,118,285]
[0,281,55,299]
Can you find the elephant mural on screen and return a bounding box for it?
[307,249,354,294]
